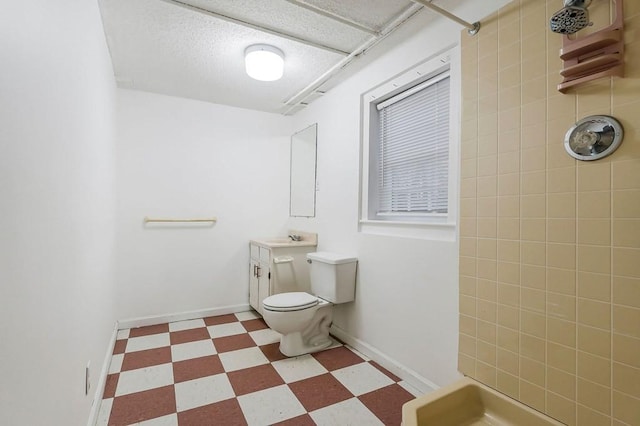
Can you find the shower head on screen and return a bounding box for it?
[550,0,593,34]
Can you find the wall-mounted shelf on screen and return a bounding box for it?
[557,0,624,93]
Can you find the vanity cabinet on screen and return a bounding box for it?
[249,244,271,314]
[249,235,317,315]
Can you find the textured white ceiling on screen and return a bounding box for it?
[99,0,422,114]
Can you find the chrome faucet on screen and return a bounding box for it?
[288,234,302,241]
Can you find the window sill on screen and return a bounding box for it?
[359,219,456,242]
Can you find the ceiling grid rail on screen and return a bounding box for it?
[157,0,351,56]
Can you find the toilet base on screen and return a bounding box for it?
[278,302,333,357]
[279,332,333,357]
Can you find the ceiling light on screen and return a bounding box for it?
[244,44,284,82]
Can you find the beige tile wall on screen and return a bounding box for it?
[458,0,640,424]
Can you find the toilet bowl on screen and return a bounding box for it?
[262,252,357,357]
[262,292,333,357]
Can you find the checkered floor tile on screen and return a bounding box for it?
[96,311,418,425]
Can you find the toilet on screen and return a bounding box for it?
[262,252,357,357]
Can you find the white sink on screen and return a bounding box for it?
[251,231,318,248]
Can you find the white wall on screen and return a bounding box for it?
[288,1,509,388]
[0,1,117,424]
[115,90,292,319]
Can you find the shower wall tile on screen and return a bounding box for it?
[477,319,497,343]
[547,193,575,217]
[499,86,521,111]
[612,190,640,218]
[546,167,576,193]
[577,298,611,331]
[546,391,576,426]
[577,245,611,275]
[546,267,575,295]
[459,1,640,423]
[459,314,476,337]
[577,219,611,246]
[613,248,640,278]
[546,366,575,400]
[577,271,611,301]
[546,95,575,121]
[612,390,640,425]
[613,305,640,339]
[521,171,546,194]
[522,77,546,105]
[547,318,576,348]
[521,287,545,313]
[460,178,477,198]
[520,380,545,412]
[547,342,576,374]
[612,332,640,368]
[612,275,640,308]
[547,218,575,243]
[522,122,546,150]
[546,141,575,170]
[612,219,640,248]
[577,350,611,387]
[577,404,611,425]
[576,162,611,192]
[577,325,611,359]
[497,370,520,399]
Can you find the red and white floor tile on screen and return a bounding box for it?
[96,311,419,425]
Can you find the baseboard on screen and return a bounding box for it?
[87,321,119,426]
[117,303,252,330]
[329,324,439,396]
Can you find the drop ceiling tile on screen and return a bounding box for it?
[183,0,373,53]
[302,0,414,30]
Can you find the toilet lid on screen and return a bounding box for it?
[263,292,319,312]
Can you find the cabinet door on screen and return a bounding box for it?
[249,260,259,311]
[259,246,270,264]
[257,264,270,315]
[250,244,260,261]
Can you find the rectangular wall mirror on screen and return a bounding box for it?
[290,123,317,217]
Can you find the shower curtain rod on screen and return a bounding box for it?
[410,0,481,35]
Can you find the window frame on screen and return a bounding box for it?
[359,46,460,241]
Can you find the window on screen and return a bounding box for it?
[360,48,459,240]
[375,72,450,219]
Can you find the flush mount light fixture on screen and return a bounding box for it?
[244,44,284,81]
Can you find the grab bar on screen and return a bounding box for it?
[144,217,217,223]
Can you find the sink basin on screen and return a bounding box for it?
[251,231,318,248]
[251,237,317,248]
[265,238,296,244]
[402,378,563,426]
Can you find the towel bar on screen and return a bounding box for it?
[144,217,217,223]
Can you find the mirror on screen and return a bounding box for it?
[290,123,317,217]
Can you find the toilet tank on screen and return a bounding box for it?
[307,252,358,303]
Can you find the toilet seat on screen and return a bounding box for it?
[263,292,319,312]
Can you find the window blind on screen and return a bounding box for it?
[377,72,450,216]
